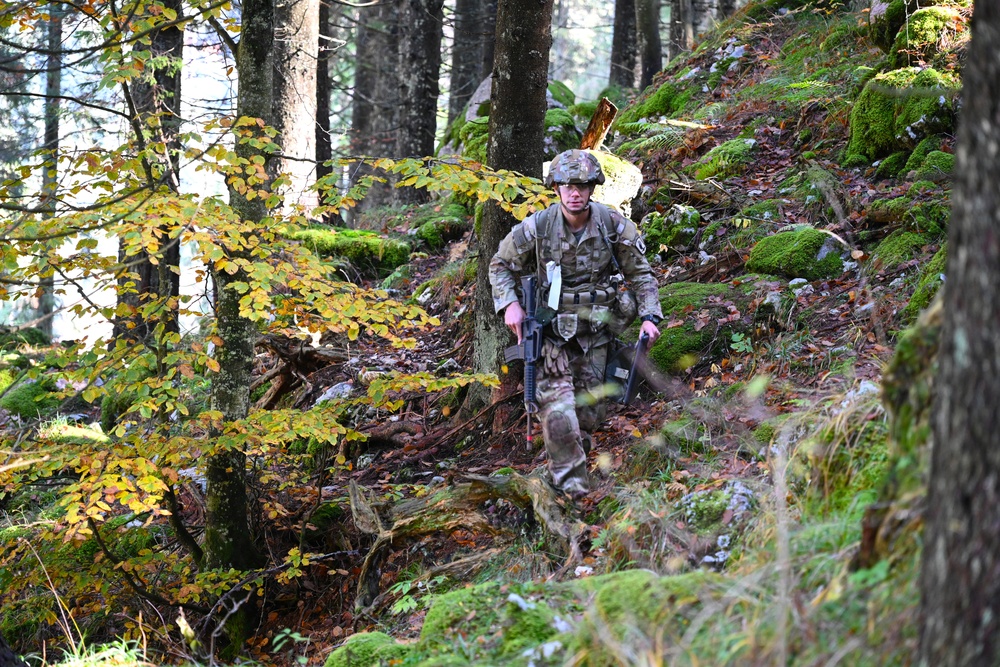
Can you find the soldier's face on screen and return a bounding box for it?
[557,183,594,215]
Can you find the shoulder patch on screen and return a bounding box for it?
[511,216,538,252]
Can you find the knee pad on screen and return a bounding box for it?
[546,410,574,441]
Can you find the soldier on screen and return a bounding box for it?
[488,149,663,498]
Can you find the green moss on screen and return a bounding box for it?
[868,196,911,224]
[746,227,844,280]
[616,83,690,125]
[413,202,470,251]
[740,199,783,222]
[903,135,942,173]
[872,230,927,267]
[889,6,965,69]
[907,201,950,236]
[681,488,735,530]
[869,0,908,52]
[420,583,501,651]
[37,421,108,446]
[902,243,946,322]
[0,378,60,420]
[646,282,732,373]
[543,108,582,159]
[459,117,489,164]
[694,138,757,180]
[907,180,937,197]
[548,80,575,108]
[661,417,707,453]
[288,226,411,277]
[912,150,954,182]
[643,205,701,256]
[0,368,15,395]
[843,67,959,165]
[568,100,598,122]
[0,328,50,349]
[874,151,910,179]
[324,632,403,667]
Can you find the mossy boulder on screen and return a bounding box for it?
[288,226,411,278]
[843,67,959,166]
[542,108,582,160]
[459,116,489,164]
[324,632,410,667]
[548,80,575,108]
[902,242,946,322]
[911,150,954,182]
[37,421,108,446]
[646,281,747,373]
[0,378,60,420]
[412,201,471,251]
[874,151,910,180]
[642,205,701,256]
[903,135,943,173]
[872,230,927,267]
[889,6,967,69]
[746,227,844,281]
[694,138,757,180]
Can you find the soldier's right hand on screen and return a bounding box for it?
[505,301,525,343]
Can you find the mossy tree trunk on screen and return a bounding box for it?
[610,0,638,89]
[919,4,1000,665]
[203,0,272,573]
[468,0,552,413]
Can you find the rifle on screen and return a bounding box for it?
[606,332,650,405]
[503,275,543,447]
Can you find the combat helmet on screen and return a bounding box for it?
[545,149,606,187]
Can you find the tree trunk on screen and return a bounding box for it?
[479,0,498,80]
[349,1,398,211]
[113,0,183,342]
[693,0,717,40]
[38,3,61,341]
[204,0,272,573]
[919,4,1000,666]
[468,0,553,412]
[316,0,332,184]
[272,0,319,213]
[636,0,663,89]
[669,0,693,59]
[609,0,638,89]
[448,0,485,124]
[719,0,738,18]
[394,0,444,204]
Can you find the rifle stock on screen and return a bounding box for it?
[621,332,650,405]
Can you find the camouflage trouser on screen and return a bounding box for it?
[536,335,609,495]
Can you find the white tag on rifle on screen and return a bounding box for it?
[546,261,562,311]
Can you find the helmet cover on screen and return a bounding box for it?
[545,149,606,187]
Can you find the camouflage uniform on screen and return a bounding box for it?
[489,200,663,495]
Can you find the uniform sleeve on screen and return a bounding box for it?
[612,213,663,320]
[488,215,538,314]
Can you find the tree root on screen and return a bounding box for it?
[349,470,587,610]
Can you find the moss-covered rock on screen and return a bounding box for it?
[288,226,411,278]
[412,202,471,251]
[642,205,701,256]
[37,421,108,446]
[548,80,575,108]
[543,108,582,160]
[746,227,844,280]
[459,117,489,164]
[889,6,967,69]
[901,242,946,322]
[843,67,959,166]
[903,135,943,173]
[694,138,758,180]
[646,282,737,373]
[872,230,927,267]
[0,378,60,420]
[911,150,954,182]
[324,631,410,667]
[874,150,910,179]
[419,583,501,651]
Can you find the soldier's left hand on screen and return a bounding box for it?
[640,320,660,345]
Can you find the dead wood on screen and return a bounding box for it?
[258,333,350,370]
[580,97,618,151]
[664,177,740,210]
[349,470,587,610]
